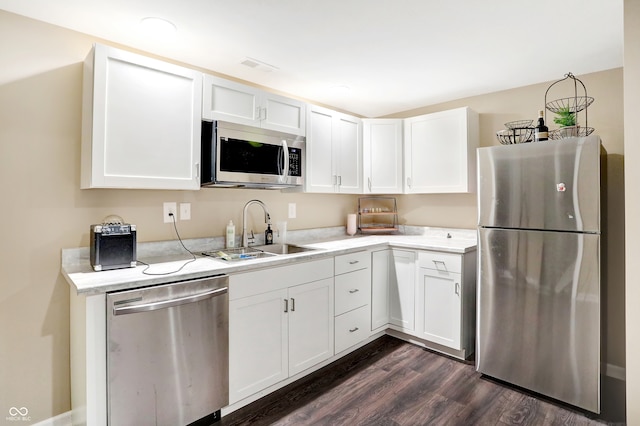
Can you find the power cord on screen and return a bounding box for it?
[138,212,199,275]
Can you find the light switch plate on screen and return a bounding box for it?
[288,203,296,219]
[180,203,191,221]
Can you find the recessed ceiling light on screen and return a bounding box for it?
[140,17,177,39]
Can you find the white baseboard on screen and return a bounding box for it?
[32,411,72,426]
[604,362,625,381]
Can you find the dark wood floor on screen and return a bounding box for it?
[221,336,625,426]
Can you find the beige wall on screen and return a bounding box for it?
[0,9,628,422]
[624,1,639,423]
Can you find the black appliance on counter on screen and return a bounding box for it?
[90,219,136,271]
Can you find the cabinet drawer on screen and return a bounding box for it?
[418,251,462,274]
[335,251,370,275]
[335,268,371,316]
[335,305,370,354]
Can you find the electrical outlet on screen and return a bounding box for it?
[288,203,296,219]
[180,203,191,221]
[163,202,177,223]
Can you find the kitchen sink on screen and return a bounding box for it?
[252,243,317,255]
[201,247,278,261]
[202,244,316,261]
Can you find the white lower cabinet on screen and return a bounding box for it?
[288,278,334,375]
[229,259,334,404]
[333,251,372,354]
[371,249,416,332]
[229,288,288,403]
[372,248,476,358]
[416,250,477,355]
[418,265,462,349]
[335,305,370,354]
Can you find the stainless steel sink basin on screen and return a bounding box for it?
[252,243,317,255]
[201,247,278,261]
[202,244,316,261]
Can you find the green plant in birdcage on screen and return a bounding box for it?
[553,106,576,127]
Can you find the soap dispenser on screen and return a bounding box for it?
[265,223,274,245]
[226,220,235,248]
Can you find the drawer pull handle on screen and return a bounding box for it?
[433,260,447,270]
[349,327,359,333]
[349,260,359,265]
[349,289,359,294]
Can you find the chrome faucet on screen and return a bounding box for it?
[242,199,271,247]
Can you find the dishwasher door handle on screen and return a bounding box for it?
[113,287,228,316]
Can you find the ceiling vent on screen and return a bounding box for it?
[240,57,278,73]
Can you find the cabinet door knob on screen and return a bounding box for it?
[349,289,359,294]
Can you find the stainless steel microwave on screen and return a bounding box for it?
[201,120,305,189]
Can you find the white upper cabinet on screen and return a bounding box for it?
[202,75,306,136]
[81,44,202,190]
[306,104,362,193]
[403,107,479,194]
[362,119,404,194]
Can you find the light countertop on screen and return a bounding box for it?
[62,225,477,295]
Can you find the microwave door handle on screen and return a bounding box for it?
[281,140,289,182]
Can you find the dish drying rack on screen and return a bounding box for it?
[544,72,595,139]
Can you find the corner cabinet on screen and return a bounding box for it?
[81,44,203,190]
[371,249,416,332]
[305,105,363,193]
[202,75,306,136]
[362,119,404,194]
[404,107,479,194]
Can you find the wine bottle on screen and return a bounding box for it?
[534,110,548,142]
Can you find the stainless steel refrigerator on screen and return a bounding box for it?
[476,135,604,413]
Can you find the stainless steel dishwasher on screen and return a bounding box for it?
[107,275,229,425]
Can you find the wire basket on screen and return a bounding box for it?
[496,128,533,145]
[549,126,595,140]
[545,96,594,114]
[505,120,533,129]
[543,73,595,139]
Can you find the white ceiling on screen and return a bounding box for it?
[0,0,624,117]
